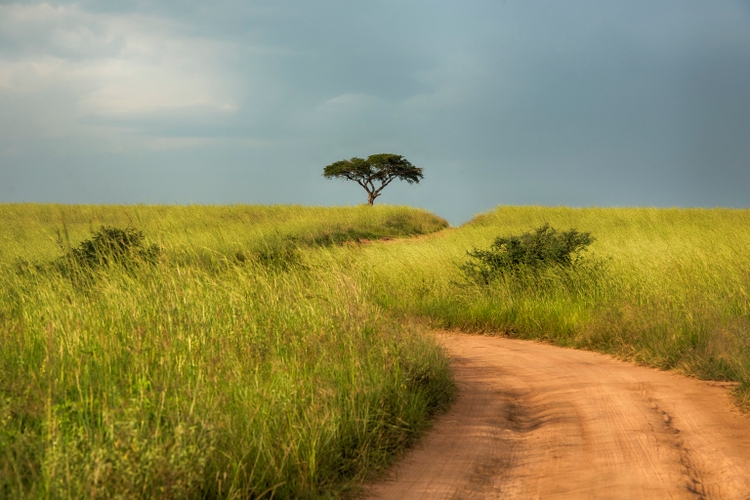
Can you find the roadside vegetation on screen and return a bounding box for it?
[3,203,750,498]
[0,204,452,499]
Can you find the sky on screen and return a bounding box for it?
[1,0,749,225]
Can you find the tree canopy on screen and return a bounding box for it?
[323,153,423,205]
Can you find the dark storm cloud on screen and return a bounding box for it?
[1,0,749,223]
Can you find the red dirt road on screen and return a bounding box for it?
[364,333,750,499]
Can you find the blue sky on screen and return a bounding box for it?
[1,0,749,224]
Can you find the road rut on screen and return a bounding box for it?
[364,333,750,499]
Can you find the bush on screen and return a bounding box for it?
[460,223,594,284]
[56,226,160,273]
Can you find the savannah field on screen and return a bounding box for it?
[1,204,749,498]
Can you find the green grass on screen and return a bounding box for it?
[4,203,750,498]
[0,204,453,499]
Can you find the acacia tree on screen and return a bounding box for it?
[323,153,423,205]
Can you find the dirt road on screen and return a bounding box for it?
[364,333,750,499]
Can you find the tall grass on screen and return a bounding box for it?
[0,204,453,499]
[341,207,750,406]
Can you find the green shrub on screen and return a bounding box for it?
[54,226,160,277]
[460,223,594,284]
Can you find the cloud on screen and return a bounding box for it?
[0,2,242,151]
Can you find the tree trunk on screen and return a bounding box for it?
[367,192,376,205]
